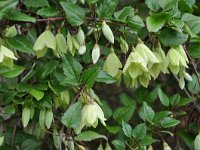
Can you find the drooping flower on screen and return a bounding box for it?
[102,21,114,44]
[92,44,100,64]
[79,102,106,130]
[163,142,171,150]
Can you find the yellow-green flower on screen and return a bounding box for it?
[80,102,106,130]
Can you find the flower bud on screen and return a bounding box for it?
[67,32,74,55]
[72,36,80,50]
[148,145,153,150]
[184,72,192,81]
[194,132,200,150]
[120,36,129,54]
[45,109,53,129]
[163,142,171,150]
[56,33,67,54]
[102,21,114,44]
[78,45,86,55]
[76,27,85,45]
[179,77,185,89]
[22,106,31,127]
[92,44,100,64]
[0,135,4,146]
[39,109,46,129]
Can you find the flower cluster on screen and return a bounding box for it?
[123,40,191,89]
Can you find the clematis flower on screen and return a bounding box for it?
[79,102,106,130]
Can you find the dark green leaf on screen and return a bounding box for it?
[7,35,34,54]
[60,2,85,26]
[0,0,18,20]
[187,74,200,94]
[82,66,100,88]
[158,88,169,106]
[158,0,179,10]
[37,7,59,17]
[61,102,82,129]
[111,139,125,150]
[153,111,171,123]
[40,60,59,79]
[170,94,181,106]
[6,10,36,23]
[182,13,200,35]
[132,123,147,140]
[61,55,82,86]
[95,70,117,84]
[105,125,121,134]
[139,102,155,122]
[161,117,180,128]
[0,65,25,78]
[24,0,49,8]
[189,42,200,58]
[127,15,145,31]
[139,136,157,146]
[159,28,188,46]
[97,0,119,19]
[122,120,132,138]
[74,131,107,141]
[114,6,134,22]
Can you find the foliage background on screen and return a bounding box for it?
[0,0,200,150]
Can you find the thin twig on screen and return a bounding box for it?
[11,123,18,150]
[36,17,65,22]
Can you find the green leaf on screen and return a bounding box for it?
[178,97,192,106]
[161,117,180,128]
[189,42,200,58]
[74,131,107,141]
[24,0,49,8]
[0,65,25,78]
[187,74,200,94]
[158,88,169,106]
[97,0,119,19]
[40,60,59,79]
[132,123,147,140]
[158,0,179,10]
[114,6,134,22]
[122,120,132,138]
[182,13,200,35]
[145,0,160,12]
[105,125,121,134]
[7,35,34,54]
[159,28,188,46]
[153,111,171,123]
[61,102,82,129]
[127,15,145,31]
[29,89,44,101]
[37,7,59,17]
[6,10,36,23]
[170,94,180,106]
[60,2,85,26]
[61,54,82,86]
[139,102,155,122]
[0,0,18,20]
[111,139,125,150]
[113,105,135,124]
[146,12,170,32]
[95,70,117,84]
[139,136,157,146]
[82,66,100,88]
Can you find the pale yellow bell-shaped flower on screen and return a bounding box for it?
[80,102,106,130]
[0,45,18,63]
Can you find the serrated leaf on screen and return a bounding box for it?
[139,136,157,146]
[132,123,147,140]
[145,0,160,12]
[97,0,119,19]
[40,60,59,79]
[60,2,85,26]
[122,120,132,138]
[139,102,155,122]
[111,139,125,150]
[82,66,100,88]
[61,54,82,86]
[95,70,117,84]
